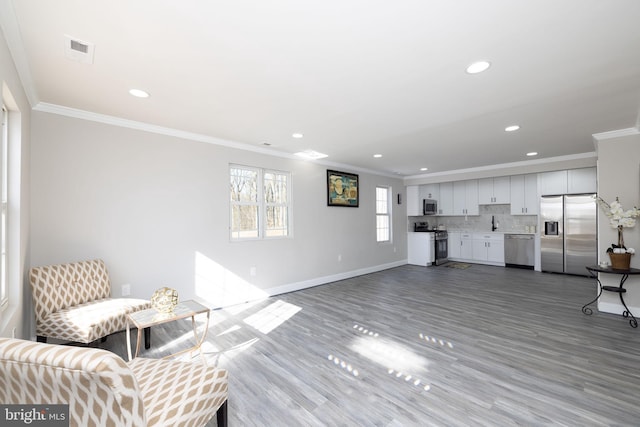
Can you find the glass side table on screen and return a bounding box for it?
[126,299,211,362]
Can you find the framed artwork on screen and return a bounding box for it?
[327,169,359,207]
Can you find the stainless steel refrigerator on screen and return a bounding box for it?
[540,194,597,275]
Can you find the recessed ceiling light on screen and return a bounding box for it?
[526,152,538,157]
[420,167,428,171]
[373,154,382,158]
[292,133,304,139]
[466,61,491,74]
[129,89,149,98]
[294,150,327,160]
[505,125,520,132]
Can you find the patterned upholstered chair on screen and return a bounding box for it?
[29,259,151,345]
[0,338,229,427]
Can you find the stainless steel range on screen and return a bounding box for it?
[433,230,448,265]
[413,222,448,266]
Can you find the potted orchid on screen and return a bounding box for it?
[596,196,639,269]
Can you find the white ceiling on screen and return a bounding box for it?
[3,0,640,177]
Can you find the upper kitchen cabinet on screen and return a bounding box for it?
[539,170,567,195]
[438,182,454,215]
[478,177,510,204]
[568,167,596,194]
[453,180,479,215]
[540,168,596,195]
[420,183,439,201]
[510,174,538,215]
[406,185,421,216]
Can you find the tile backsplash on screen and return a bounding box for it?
[409,204,537,233]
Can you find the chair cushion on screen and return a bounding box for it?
[37,298,150,343]
[30,259,112,319]
[129,357,228,427]
[0,338,146,426]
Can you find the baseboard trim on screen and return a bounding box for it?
[598,301,640,317]
[265,260,407,297]
[205,260,407,310]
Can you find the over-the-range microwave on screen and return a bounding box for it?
[423,199,437,215]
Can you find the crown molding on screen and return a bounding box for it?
[403,152,597,182]
[592,127,639,141]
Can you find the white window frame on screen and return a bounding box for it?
[0,105,8,310]
[230,164,292,240]
[376,186,392,243]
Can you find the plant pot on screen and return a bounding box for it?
[609,252,632,270]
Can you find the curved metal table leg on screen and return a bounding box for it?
[617,274,638,328]
[582,271,602,315]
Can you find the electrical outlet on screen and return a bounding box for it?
[121,284,131,296]
[338,254,342,262]
[12,327,16,338]
[250,267,257,277]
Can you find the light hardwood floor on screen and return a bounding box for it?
[104,264,640,426]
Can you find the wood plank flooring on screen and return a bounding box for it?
[102,264,640,426]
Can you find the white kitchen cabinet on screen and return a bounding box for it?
[460,233,474,260]
[472,233,504,265]
[510,174,538,215]
[420,184,439,201]
[408,232,434,266]
[478,177,510,204]
[406,185,421,216]
[539,170,568,195]
[453,180,479,215]
[487,238,504,263]
[568,167,596,194]
[438,182,454,215]
[539,168,596,196]
[448,231,461,259]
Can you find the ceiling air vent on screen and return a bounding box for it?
[64,35,95,64]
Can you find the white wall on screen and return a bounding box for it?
[0,25,31,339]
[595,131,640,314]
[30,111,407,309]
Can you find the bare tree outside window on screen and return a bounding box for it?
[230,165,291,240]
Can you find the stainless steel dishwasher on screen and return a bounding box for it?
[504,234,535,269]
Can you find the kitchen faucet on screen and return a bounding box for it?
[491,215,498,232]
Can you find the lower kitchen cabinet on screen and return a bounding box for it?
[472,233,505,265]
[408,232,435,266]
[448,232,473,262]
[461,233,474,260]
[448,232,461,259]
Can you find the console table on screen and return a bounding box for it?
[583,265,640,328]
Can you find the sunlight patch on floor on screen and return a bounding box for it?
[217,337,260,364]
[217,324,242,336]
[243,300,301,334]
[154,330,201,354]
[350,335,430,373]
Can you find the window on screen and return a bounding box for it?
[230,165,291,240]
[1,105,7,309]
[376,186,391,242]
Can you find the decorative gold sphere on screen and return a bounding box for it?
[151,287,178,313]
